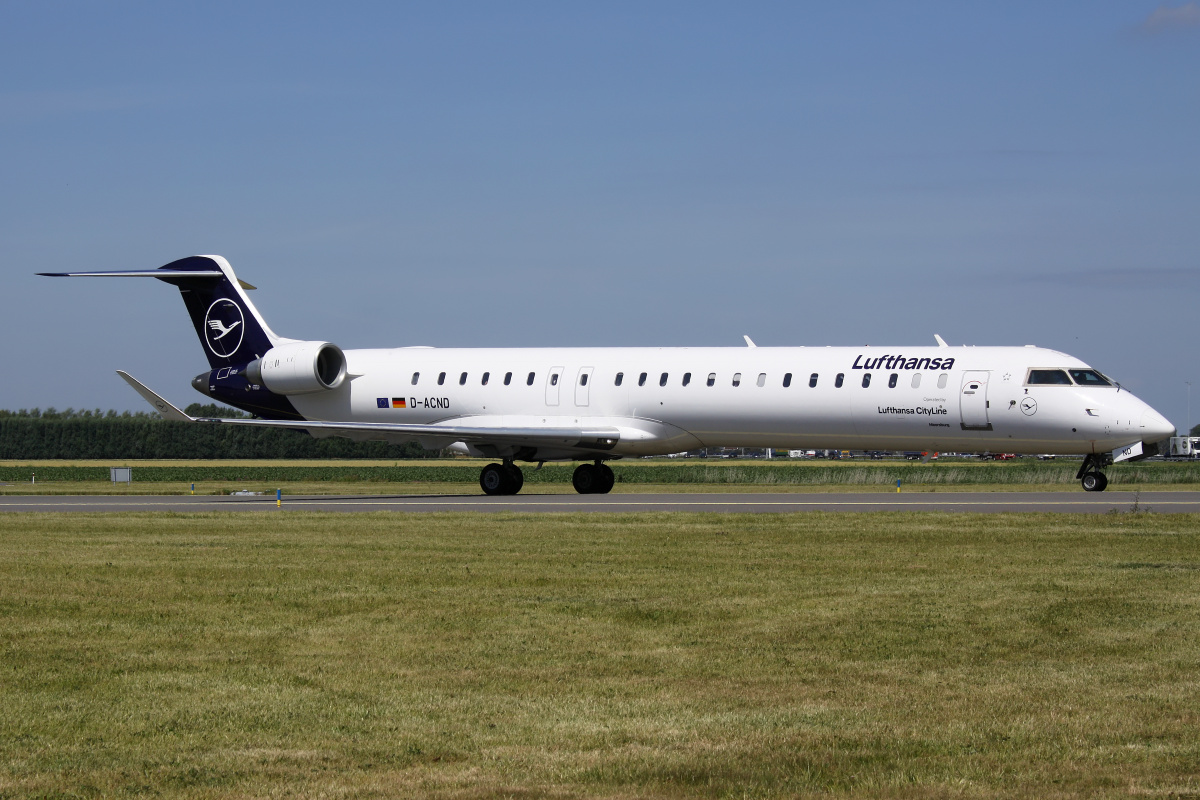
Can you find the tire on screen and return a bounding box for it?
[480,463,510,496]
[1094,472,1108,492]
[504,463,524,494]
[595,463,615,494]
[572,463,598,494]
[1081,471,1102,492]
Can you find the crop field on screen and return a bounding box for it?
[3,511,1200,798]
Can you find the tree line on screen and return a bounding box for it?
[0,405,435,459]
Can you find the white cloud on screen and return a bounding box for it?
[1141,2,1200,33]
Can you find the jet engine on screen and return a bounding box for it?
[245,341,347,395]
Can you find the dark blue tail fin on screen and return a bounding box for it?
[153,256,281,369]
[41,255,283,369]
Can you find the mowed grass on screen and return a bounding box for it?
[11,481,1192,496]
[2,512,1200,798]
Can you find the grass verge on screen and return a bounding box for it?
[2,511,1200,798]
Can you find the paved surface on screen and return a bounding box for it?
[2,491,1198,513]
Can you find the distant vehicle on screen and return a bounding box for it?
[1169,437,1200,458]
[1037,454,1057,460]
[993,453,1016,460]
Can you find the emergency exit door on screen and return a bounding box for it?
[575,367,594,407]
[545,367,564,407]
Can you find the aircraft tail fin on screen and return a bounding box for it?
[40,255,283,369]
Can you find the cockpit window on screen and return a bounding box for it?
[1068,369,1112,387]
[1027,369,1072,385]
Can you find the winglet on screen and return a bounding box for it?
[743,335,757,348]
[933,334,948,348]
[116,371,194,422]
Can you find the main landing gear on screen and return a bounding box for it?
[479,461,524,496]
[572,462,615,494]
[1077,453,1111,492]
[478,460,615,496]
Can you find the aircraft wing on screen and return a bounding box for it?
[117,371,620,450]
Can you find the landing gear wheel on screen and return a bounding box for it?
[480,463,510,496]
[595,463,615,494]
[504,463,524,494]
[572,463,599,494]
[1076,454,1112,493]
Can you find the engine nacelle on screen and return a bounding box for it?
[245,341,347,395]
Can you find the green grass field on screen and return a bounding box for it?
[3,511,1200,798]
[3,458,1200,494]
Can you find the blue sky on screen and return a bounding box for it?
[2,2,1197,431]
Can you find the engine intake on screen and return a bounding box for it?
[245,341,347,395]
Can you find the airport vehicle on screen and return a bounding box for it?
[40,256,1176,494]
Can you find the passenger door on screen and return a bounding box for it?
[959,370,992,431]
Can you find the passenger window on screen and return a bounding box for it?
[1068,369,1112,387]
[438,372,446,386]
[682,372,691,386]
[862,373,871,388]
[526,372,535,386]
[580,373,588,386]
[835,373,844,388]
[937,373,947,389]
[1027,369,1073,385]
[459,372,468,385]
[638,372,647,387]
[757,373,766,387]
[911,373,921,389]
[888,373,898,388]
[550,374,559,386]
[707,373,716,387]
[615,372,624,386]
[411,372,419,385]
[659,372,668,387]
[732,373,742,387]
[809,373,818,388]
[504,372,512,385]
[783,373,792,388]
[481,372,490,386]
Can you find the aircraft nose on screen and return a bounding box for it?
[1140,408,1175,443]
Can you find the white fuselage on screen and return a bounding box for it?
[285,344,1174,459]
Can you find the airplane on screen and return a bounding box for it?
[40,255,1176,494]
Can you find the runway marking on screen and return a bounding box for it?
[288,500,1197,507]
[3,494,1199,513]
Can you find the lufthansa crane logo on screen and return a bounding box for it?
[204,298,244,358]
[1020,397,1037,416]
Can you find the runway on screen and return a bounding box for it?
[2,491,1199,513]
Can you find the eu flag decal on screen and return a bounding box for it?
[376,397,389,409]
[392,398,407,409]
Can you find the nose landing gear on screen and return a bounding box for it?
[1077,453,1111,492]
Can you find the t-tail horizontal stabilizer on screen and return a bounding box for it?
[41,256,279,371]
